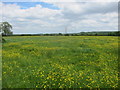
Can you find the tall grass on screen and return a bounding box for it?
[2,36,118,88]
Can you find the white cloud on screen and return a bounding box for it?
[0,1,118,34]
[2,3,61,18]
[69,12,118,32]
[2,0,119,2]
[30,0,120,2]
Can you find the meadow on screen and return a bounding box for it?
[2,36,119,88]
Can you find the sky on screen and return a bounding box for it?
[0,0,119,34]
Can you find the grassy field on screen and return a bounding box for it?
[2,36,118,88]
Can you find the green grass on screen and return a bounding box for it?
[2,36,119,88]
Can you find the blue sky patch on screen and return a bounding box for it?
[3,2,60,10]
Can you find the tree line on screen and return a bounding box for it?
[7,31,120,36]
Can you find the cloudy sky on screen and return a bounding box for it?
[0,0,118,34]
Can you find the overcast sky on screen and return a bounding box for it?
[0,0,118,34]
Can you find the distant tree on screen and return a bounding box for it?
[0,22,13,36]
[0,22,13,42]
[58,33,62,36]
